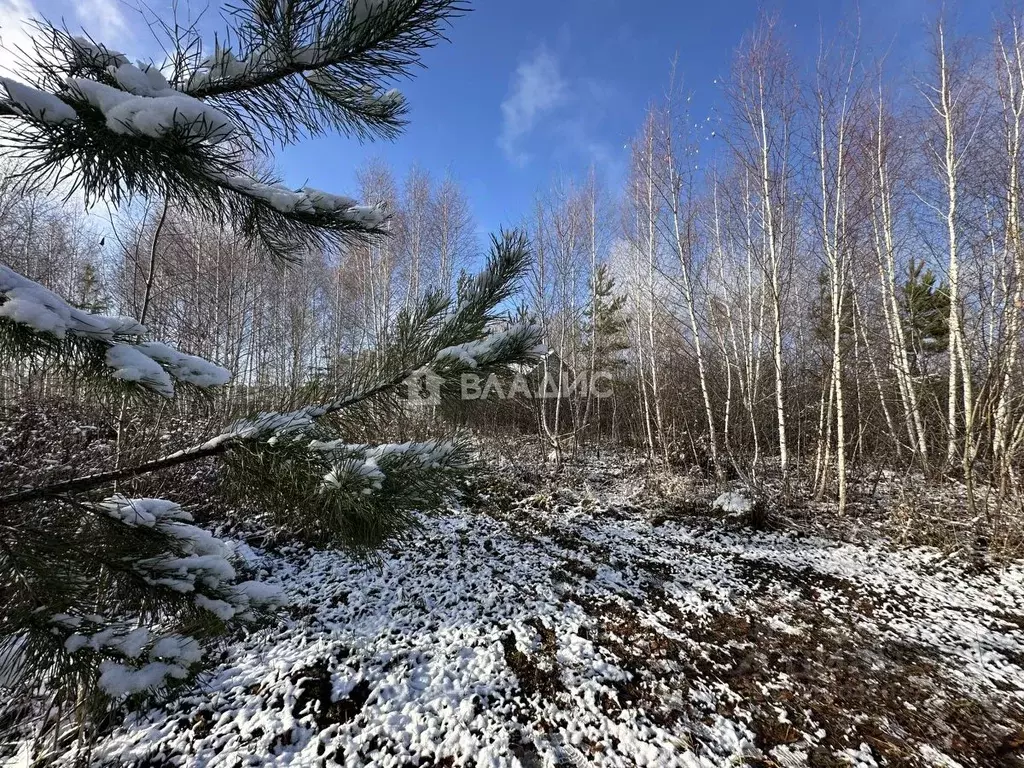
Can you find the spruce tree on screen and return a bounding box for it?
[809,267,854,348]
[72,262,107,314]
[584,263,629,374]
[0,0,541,756]
[582,263,627,447]
[902,258,950,377]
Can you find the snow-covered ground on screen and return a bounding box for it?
[72,468,1024,767]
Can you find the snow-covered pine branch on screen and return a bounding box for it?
[211,238,542,547]
[227,436,476,548]
[1,234,543,548]
[0,1,466,261]
[4,494,284,732]
[0,269,282,731]
[0,265,230,398]
[0,56,384,261]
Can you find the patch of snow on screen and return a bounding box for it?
[135,341,231,388]
[231,580,287,607]
[713,490,753,515]
[194,594,236,620]
[1,264,146,340]
[64,634,89,653]
[149,636,203,664]
[115,628,151,659]
[105,62,169,96]
[70,37,128,69]
[217,405,327,444]
[317,439,467,491]
[98,660,188,697]
[68,77,235,144]
[105,343,175,397]
[434,322,541,369]
[216,173,386,225]
[44,470,1024,767]
[98,496,193,526]
[0,77,77,123]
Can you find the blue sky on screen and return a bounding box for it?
[0,0,1006,236]
[278,0,1001,236]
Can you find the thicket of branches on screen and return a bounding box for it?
[10,5,1024,509]
[518,11,1024,547]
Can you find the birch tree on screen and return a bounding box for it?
[656,83,722,477]
[725,16,797,478]
[811,30,862,511]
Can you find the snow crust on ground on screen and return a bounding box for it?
[71,475,1024,767]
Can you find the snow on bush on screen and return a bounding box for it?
[105,343,176,397]
[68,77,236,143]
[317,439,467,492]
[135,342,232,388]
[98,660,190,697]
[213,172,387,225]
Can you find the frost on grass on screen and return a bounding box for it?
[71,468,1024,768]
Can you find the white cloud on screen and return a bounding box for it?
[0,0,41,77]
[0,0,134,79]
[498,47,567,166]
[75,0,128,42]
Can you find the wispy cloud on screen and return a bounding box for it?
[498,47,567,166]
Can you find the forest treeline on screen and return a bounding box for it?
[6,10,1024,527]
